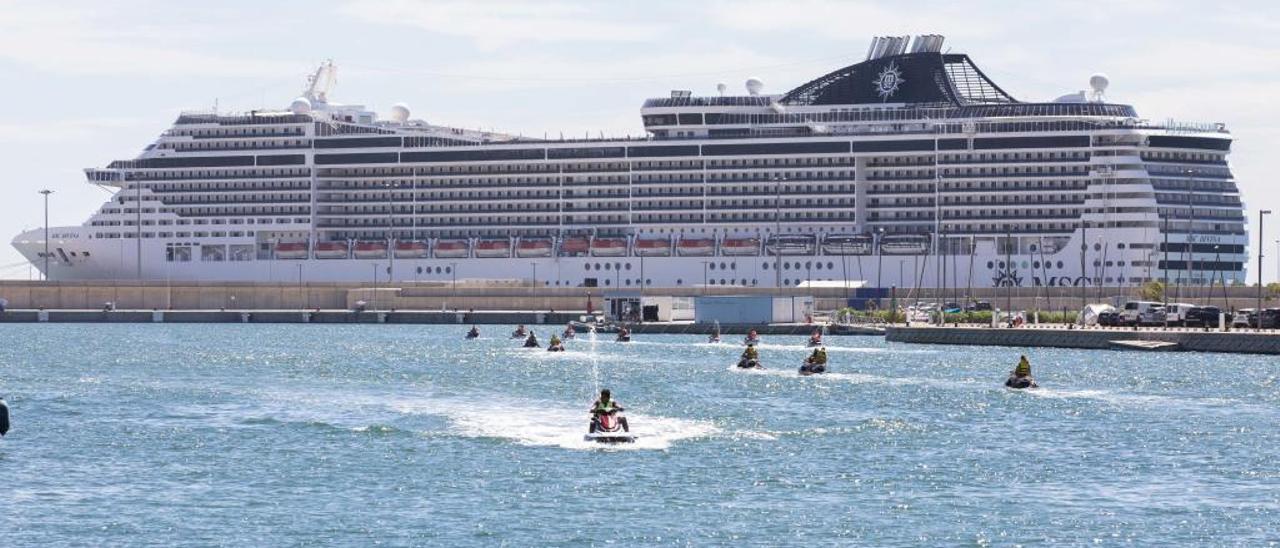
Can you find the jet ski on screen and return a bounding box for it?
[523,333,540,348]
[798,360,827,376]
[547,343,565,352]
[0,396,9,437]
[465,327,480,340]
[708,333,721,343]
[806,334,823,347]
[1004,374,1038,389]
[511,326,528,339]
[615,329,631,343]
[584,411,636,444]
[743,336,760,346]
[562,325,576,339]
[736,357,763,369]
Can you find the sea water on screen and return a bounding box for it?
[1,324,1277,545]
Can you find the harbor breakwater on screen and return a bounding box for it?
[886,325,1280,354]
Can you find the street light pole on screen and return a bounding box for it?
[371,262,378,312]
[1258,210,1271,321]
[773,175,784,292]
[39,189,53,280]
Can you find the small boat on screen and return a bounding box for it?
[709,321,722,343]
[591,236,628,257]
[634,237,672,257]
[765,234,817,256]
[560,236,590,257]
[879,234,930,255]
[822,233,874,255]
[393,240,430,259]
[516,237,554,258]
[433,238,470,258]
[314,241,349,259]
[676,237,715,256]
[273,241,308,260]
[720,237,761,256]
[353,240,389,259]
[615,328,631,343]
[475,237,512,258]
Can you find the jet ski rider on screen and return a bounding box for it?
[741,345,759,362]
[589,389,629,433]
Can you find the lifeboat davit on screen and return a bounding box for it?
[393,240,430,259]
[560,236,590,257]
[822,233,874,255]
[274,241,308,260]
[353,240,389,259]
[590,236,628,257]
[676,237,715,256]
[516,237,554,258]
[720,237,761,256]
[634,237,672,257]
[474,237,512,258]
[433,239,470,258]
[314,241,349,259]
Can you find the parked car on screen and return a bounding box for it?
[1183,306,1222,328]
[1232,308,1256,328]
[1162,303,1196,326]
[967,301,993,312]
[1263,308,1280,329]
[1096,310,1121,327]
[1122,301,1164,326]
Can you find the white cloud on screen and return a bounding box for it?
[339,0,661,48]
[0,1,301,77]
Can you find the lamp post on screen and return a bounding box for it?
[384,181,396,282]
[1258,210,1271,322]
[39,189,53,281]
[371,263,378,311]
[772,175,785,292]
[450,262,458,296]
[701,260,709,294]
[297,263,305,310]
[876,227,885,289]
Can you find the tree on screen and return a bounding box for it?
[1140,280,1165,302]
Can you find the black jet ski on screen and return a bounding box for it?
[547,342,565,352]
[0,396,9,437]
[523,334,540,348]
[584,411,635,443]
[511,326,528,339]
[798,361,827,376]
[806,337,823,347]
[1004,374,1038,389]
[615,330,631,343]
[736,357,763,369]
[708,334,721,343]
[562,327,576,340]
[465,328,480,340]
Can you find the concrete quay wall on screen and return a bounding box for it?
[885,326,1280,354]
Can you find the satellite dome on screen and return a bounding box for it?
[716,82,727,96]
[389,102,411,122]
[745,77,764,96]
[1089,73,1109,93]
[289,97,312,115]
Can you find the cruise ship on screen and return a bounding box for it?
[13,35,1247,291]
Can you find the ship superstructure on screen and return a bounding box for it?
[14,37,1247,291]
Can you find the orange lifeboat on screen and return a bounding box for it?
[676,237,715,256]
[314,241,349,259]
[393,240,430,259]
[590,236,628,257]
[353,241,389,259]
[634,237,672,257]
[474,237,512,258]
[433,239,470,258]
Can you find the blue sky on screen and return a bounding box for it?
[2,0,1278,281]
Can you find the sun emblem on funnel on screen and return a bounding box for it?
[873,61,905,101]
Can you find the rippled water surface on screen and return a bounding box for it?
[2,324,1278,545]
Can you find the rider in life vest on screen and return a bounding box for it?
[1005,355,1038,388]
[589,389,629,433]
[741,345,759,361]
[807,347,828,365]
